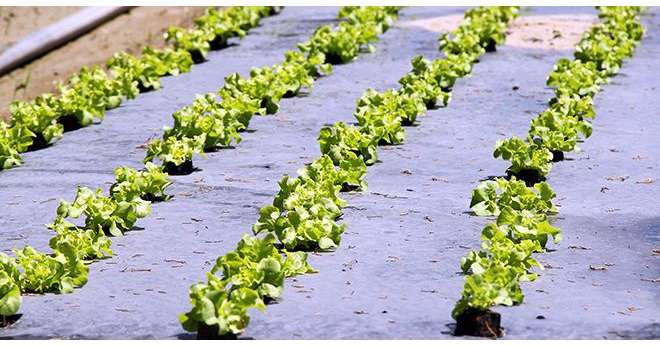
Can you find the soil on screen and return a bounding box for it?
[454,309,503,337]
[505,12,598,51]
[0,6,657,340]
[0,6,209,121]
[398,8,597,52]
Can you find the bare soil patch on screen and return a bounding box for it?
[0,6,209,121]
[398,12,598,52]
[504,14,598,50]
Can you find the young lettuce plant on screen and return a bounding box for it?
[225,6,273,31]
[461,7,516,51]
[211,234,316,300]
[253,173,346,251]
[398,71,451,109]
[213,238,285,300]
[574,23,637,77]
[296,7,398,71]
[107,51,163,92]
[283,49,332,79]
[247,66,286,114]
[0,253,21,320]
[163,94,243,151]
[256,210,345,251]
[14,246,88,294]
[439,31,486,63]
[273,60,315,97]
[318,121,378,166]
[461,229,543,282]
[452,259,525,320]
[144,136,205,175]
[488,209,562,249]
[220,72,279,115]
[299,20,379,65]
[298,154,367,192]
[275,172,345,216]
[441,53,475,82]
[110,162,172,202]
[442,6,518,59]
[140,46,194,77]
[217,87,264,129]
[548,93,596,121]
[528,108,593,156]
[338,6,400,34]
[9,100,63,150]
[353,90,407,145]
[547,59,604,98]
[493,136,553,185]
[55,66,124,129]
[179,274,265,337]
[598,6,645,40]
[0,122,29,169]
[407,55,470,93]
[355,88,426,126]
[469,177,557,217]
[48,221,113,261]
[164,27,213,63]
[53,186,151,237]
[193,7,247,49]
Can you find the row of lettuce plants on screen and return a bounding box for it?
[452,6,645,337]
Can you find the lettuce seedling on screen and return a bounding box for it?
[253,173,347,251]
[470,177,557,217]
[356,88,426,126]
[461,229,543,282]
[529,108,593,154]
[0,253,21,318]
[140,46,193,77]
[298,154,367,192]
[48,221,113,260]
[9,100,63,149]
[353,89,415,145]
[486,210,562,249]
[111,162,172,202]
[179,274,265,337]
[108,51,162,92]
[211,234,315,300]
[194,7,247,49]
[283,49,331,78]
[452,259,524,319]
[0,122,28,169]
[144,136,205,173]
[164,27,213,63]
[318,121,378,166]
[163,94,243,151]
[547,59,604,98]
[493,136,553,182]
[54,186,151,237]
[549,94,596,121]
[14,246,88,294]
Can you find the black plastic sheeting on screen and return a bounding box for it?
[0,6,658,339]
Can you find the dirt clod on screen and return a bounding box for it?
[454,309,503,338]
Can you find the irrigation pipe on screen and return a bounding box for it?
[0,6,133,76]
